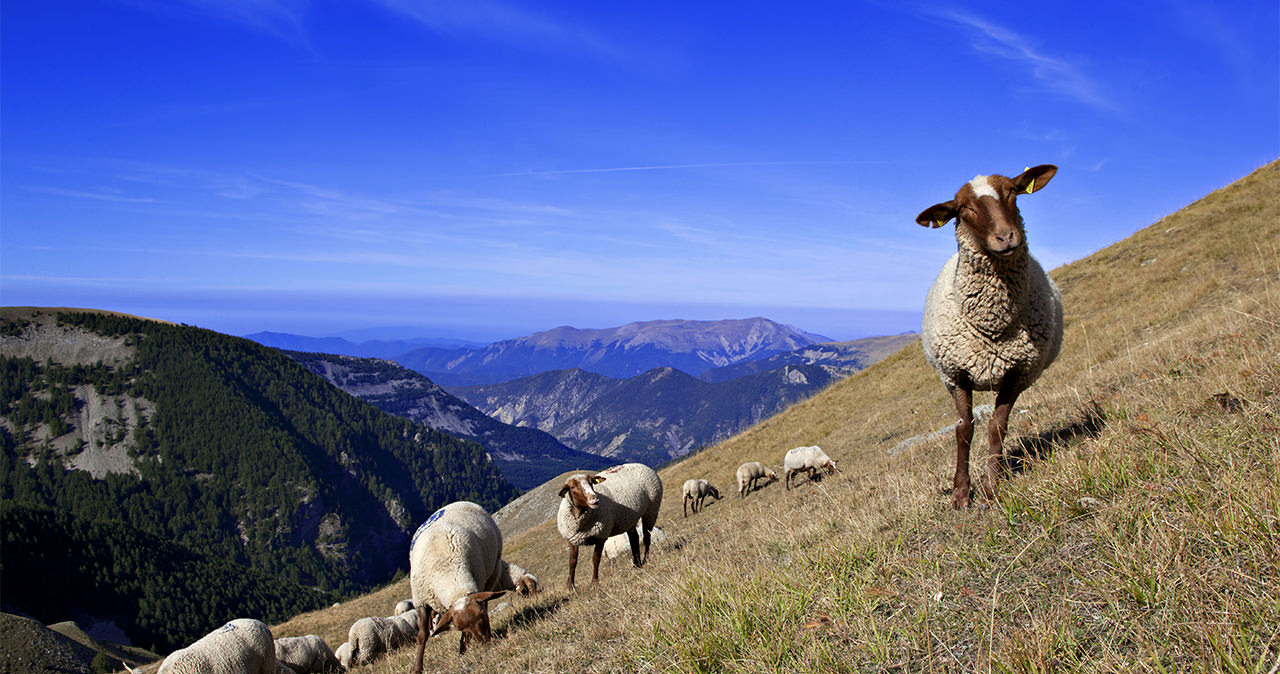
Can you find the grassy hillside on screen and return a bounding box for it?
[270,160,1279,673]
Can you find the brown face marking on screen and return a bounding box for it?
[955,175,1024,257]
[558,474,600,510]
[432,591,505,653]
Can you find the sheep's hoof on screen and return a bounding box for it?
[950,486,971,509]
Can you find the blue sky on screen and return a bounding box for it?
[3,1,1276,343]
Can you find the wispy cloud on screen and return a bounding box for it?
[121,0,311,45]
[370,0,621,58]
[24,186,158,203]
[938,9,1118,113]
[496,160,891,178]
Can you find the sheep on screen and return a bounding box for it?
[408,501,518,672]
[736,461,778,498]
[333,642,352,671]
[156,618,285,674]
[497,559,542,596]
[557,462,663,589]
[784,445,839,490]
[603,525,667,560]
[681,478,721,517]
[273,635,341,674]
[345,609,419,668]
[394,599,414,615]
[915,165,1064,508]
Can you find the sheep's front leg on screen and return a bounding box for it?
[566,544,580,590]
[983,382,1021,502]
[951,386,975,509]
[592,540,606,583]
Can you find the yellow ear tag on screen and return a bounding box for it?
[934,218,946,228]
[1024,166,1034,194]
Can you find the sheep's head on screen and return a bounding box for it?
[431,591,506,654]
[517,573,542,596]
[707,484,721,499]
[916,165,1057,258]
[823,459,840,476]
[766,469,778,482]
[559,473,605,512]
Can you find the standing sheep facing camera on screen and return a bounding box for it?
[736,461,778,498]
[916,165,1063,508]
[784,446,839,490]
[155,618,284,674]
[409,501,531,672]
[558,462,663,589]
[681,478,720,517]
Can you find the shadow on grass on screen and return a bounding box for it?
[1004,400,1106,475]
[495,597,570,638]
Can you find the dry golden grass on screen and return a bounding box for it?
[273,159,1279,673]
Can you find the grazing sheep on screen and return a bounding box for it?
[497,559,542,596]
[156,618,283,674]
[333,642,352,671]
[345,610,418,667]
[681,478,721,517]
[557,463,663,589]
[408,501,515,671]
[916,165,1064,508]
[394,599,414,615]
[736,461,778,498]
[274,635,341,674]
[783,445,839,490]
[603,525,666,560]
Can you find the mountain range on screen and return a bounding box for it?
[285,351,611,489]
[285,317,833,386]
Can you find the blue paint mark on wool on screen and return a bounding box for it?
[411,507,447,549]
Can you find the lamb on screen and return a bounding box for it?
[345,609,419,667]
[408,501,519,672]
[557,462,663,589]
[736,461,778,498]
[681,478,721,517]
[783,445,839,490]
[156,618,285,674]
[915,165,1064,508]
[603,525,667,560]
[273,635,341,674]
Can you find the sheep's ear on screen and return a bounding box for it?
[431,609,455,637]
[471,590,506,604]
[916,202,958,228]
[558,483,571,497]
[591,475,606,485]
[1012,164,1057,195]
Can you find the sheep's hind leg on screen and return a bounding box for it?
[592,540,606,583]
[951,386,975,509]
[626,527,642,568]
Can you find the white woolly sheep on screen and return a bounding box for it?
[736,461,778,498]
[345,609,418,668]
[394,599,414,615]
[557,462,663,589]
[915,165,1064,508]
[156,618,284,674]
[783,445,839,490]
[274,635,341,674]
[603,525,667,560]
[681,478,720,517]
[408,501,523,671]
[333,642,352,670]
